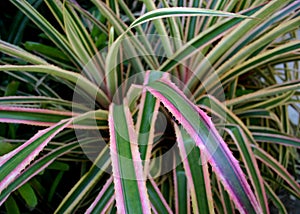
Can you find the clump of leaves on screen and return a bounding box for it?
[0,0,299,213]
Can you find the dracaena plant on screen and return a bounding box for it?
[0,0,300,213]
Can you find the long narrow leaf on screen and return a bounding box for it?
[0,65,110,108]
[0,141,80,206]
[0,119,72,194]
[0,40,48,65]
[55,145,111,213]
[0,106,73,126]
[146,177,172,214]
[109,102,151,213]
[136,72,162,173]
[130,7,251,28]
[175,125,213,213]
[252,145,300,196]
[145,72,261,213]
[86,177,115,213]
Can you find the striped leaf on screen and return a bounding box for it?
[105,6,251,96]
[130,7,251,28]
[109,102,151,213]
[0,106,73,126]
[175,125,213,213]
[86,178,115,213]
[0,141,79,206]
[136,72,162,170]
[55,144,111,213]
[9,0,81,67]
[197,95,270,213]
[146,177,172,213]
[145,72,261,213]
[0,119,72,194]
[0,106,108,129]
[252,145,300,197]
[0,40,48,65]
[0,65,110,108]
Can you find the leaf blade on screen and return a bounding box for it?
[145,72,261,213]
[109,102,151,213]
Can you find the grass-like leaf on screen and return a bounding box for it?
[145,72,261,213]
[175,125,213,213]
[109,101,151,213]
[0,119,72,194]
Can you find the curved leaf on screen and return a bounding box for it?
[145,71,261,213]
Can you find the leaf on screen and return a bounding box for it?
[252,145,300,196]
[0,96,86,110]
[186,0,291,91]
[0,106,73,127]
[264,182,287,214]
[130,7,251,28]
[173,162,188,214]
[0,105,108,129]
[0,40,48,65]
[55,145,111,213]
[10,0,81,67]
[0,119,72,194]
[0,141,79,205]
[85,178,114,213]
[175,125,213,213]
[146,178,172,213]
[159,5,262,72]
[104,5,252,97]
[145,71,261,213]
[197,95,271,213]
[4,196,20,214]
[252,131,300,148]
[226,79,300,107]
[136,71,162,167]
[109,102,151,213]
[17,183,38,209]
[0,65,110,108]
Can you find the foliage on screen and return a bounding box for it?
[0,0,299,213]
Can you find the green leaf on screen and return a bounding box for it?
[55,145,110,213]
[109,102,151,213]
[130,7,251,28]
[0,141,79,206]
[10,0,81,67]
[0,119,72,194]
[5,196,20,214]
[0,65,110,108]
[0,40,48,65]
[145,72,261,213]
[175,125,213,213]
[18,183,38,209]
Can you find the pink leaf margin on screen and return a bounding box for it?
[0,119,72,194]
[109,101,151,213]
[145,72,262,213]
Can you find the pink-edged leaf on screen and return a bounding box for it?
[252,132,300,148]
[146,177,172,214]
[145,71,261,213]
[175,125,213,213]
[198,95,269,213]
[0,141,79,206]
[0,105,73,126]
[109,101,151,213]
[0,119,72,194]
[55,143,111,213]
[136,71,162,174]
[0,105,108,129]
[173,159,189,214]
[86,177,115,213]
